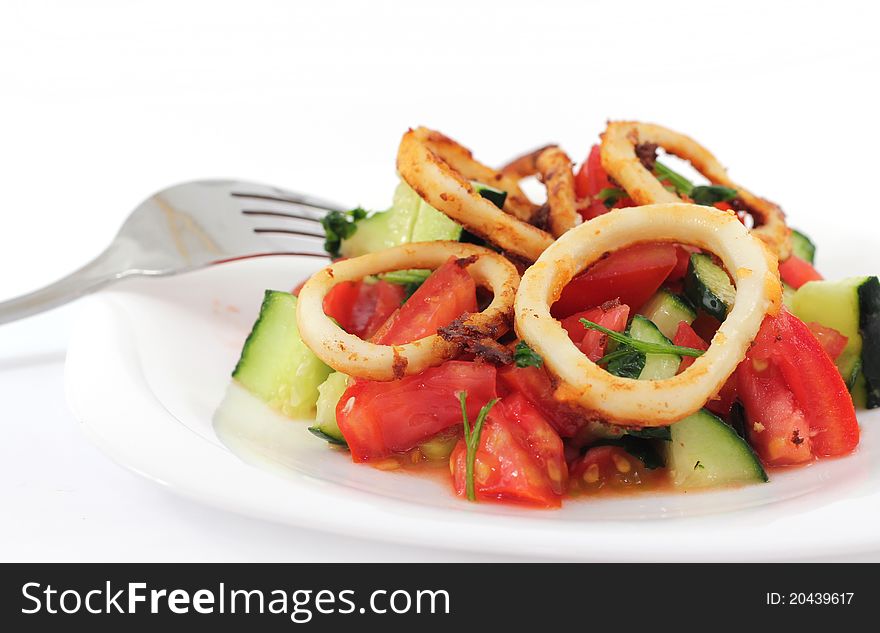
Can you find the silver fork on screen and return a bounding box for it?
[0,180,340,325]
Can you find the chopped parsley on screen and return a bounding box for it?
[690,185,738,207]
[596,187,627,208]
[654,161,739,207]
[320,207,367,258]
[514,341,544,368]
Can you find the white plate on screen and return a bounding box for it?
[66,250,880,561]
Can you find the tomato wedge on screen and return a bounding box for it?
[574,145,634,221]
[337,361,497,461]
[569,445,661,494]
[673,321,736,415]
[302,279,405,340]
[806,322,848,362]
[552,243,677,318]
[779,255,823,289]
[371,256,476,344]
[560,302,630,361]
[574,145,612,199]
[498,365,582,438]
[736,308,859,464]
[450,392,566,507]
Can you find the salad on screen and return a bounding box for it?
[230,122,877,509]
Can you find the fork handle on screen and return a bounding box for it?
[0,243,146,325]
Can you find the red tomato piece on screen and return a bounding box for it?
[569,445,660,494]
[779,255,823,289]
[351,281,406,340]
[691,312,722,342]
[574,145,635,221]
[579,200,613,221]
[673,321,736,415]
[806,322,848,362]
[667,244,700,283]
[320,280,361,334]
[497,365,583,438]
[736,309,859,463]
[450,392,566,507]
[552,243,677,318]
[672,321,708,373]
[371,256,477,345]
[574,145,611,198]
[737,358,813,466]
[336,361,497,462]
[300,279,405,340]
[560,302,630,361]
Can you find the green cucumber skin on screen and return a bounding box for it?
[666,409,767,488]
[790,229,816,264]
[472,181,508,209]
[684,253,735,321]
[858,277,880,408]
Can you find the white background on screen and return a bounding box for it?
[1,0,878,561]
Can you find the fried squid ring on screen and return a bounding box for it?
[499,145,581,238]
[499,144,555,180]
[410,127,538,222]
[600,121,792,259]
[515,203,782,427]
[397,129,554,261]
[296,241,520,381]
[535,146,580,238]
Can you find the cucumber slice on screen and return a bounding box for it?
[339,181,462,257]
[638,289,696,339]
[790,229,816,264]
[782,282,797,310]
[471,181,508,209]
[630,315,681,380]
[666,409,768,488]
[791,276,880,407]
[309,372,350,445]
[233,291,332,419]
[684,253,736,321]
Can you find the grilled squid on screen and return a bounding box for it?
[515,203,782,427]
[600,121,792,259]
[397,128,554,261]
[296,241,519,381]
[499,145,581,238]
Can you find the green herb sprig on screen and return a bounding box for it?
[596,187,627,208]
[579,318,705,360]
[654,161,738,207]
[458,392,499,502]
[320,207,367,258]
[514,341,544,368]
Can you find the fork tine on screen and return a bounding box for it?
[241,209,324,224]
[230,191,346,213]
[253,227,326,239]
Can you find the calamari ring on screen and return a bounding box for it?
[296,241,520,381]
[515,203,782,426]
[499,145,581,237]
[410,127,538,222]
[397,128,554,261]
[535,146,580,237]
[601,121,792,259]
[499,144,555,180]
